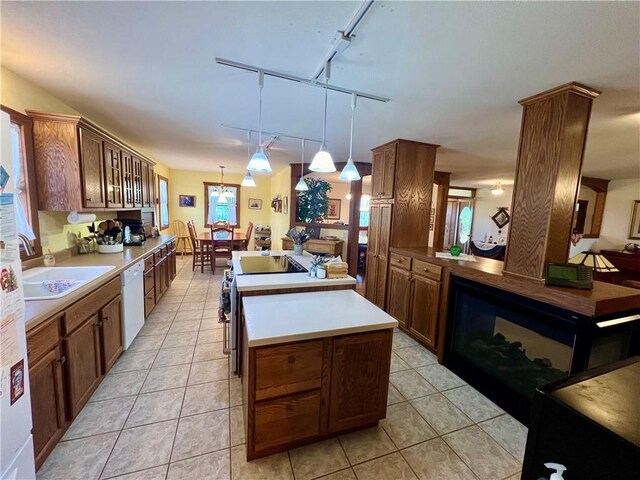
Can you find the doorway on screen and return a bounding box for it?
[444,188,476,253]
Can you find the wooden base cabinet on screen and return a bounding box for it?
[244,330,392,460]
[27,314,66,470]
[409,275,440,349]
[100,295,124,374]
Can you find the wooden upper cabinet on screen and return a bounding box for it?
[371,142,396,200]
[141,161,155,208]
[26,110,156,211]
[79,129,106,209]
[122,151,134,208]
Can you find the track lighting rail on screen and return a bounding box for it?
[221,124,322,144]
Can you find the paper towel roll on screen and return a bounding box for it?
[67,211,97,224]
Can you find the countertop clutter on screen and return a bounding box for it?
[24,234,177,330]
[243,289,398,347]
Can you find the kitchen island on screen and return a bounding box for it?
[241,289,398,460]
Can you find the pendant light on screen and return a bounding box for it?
[309,61,336,172]
[339,93,361,181]
[247,71,272,173]
[295,138,309,191]
[490,182,505,195]
[241,131,257,187]
[211,166,232,201]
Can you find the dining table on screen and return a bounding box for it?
[197,231,247,249]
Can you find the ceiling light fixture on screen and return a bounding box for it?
[345,193,352,200]
[241,131,257,187]
[309,61,336,173]
[295,138,309,191]
[339,93,361,181]
[247,71,272,173]
[490,182,505,195]
[211,166,233,202]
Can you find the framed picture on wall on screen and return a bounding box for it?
[629,200,640,239]
[248,198,262,210]
[491,207,510,228]
[179,195,196,207]
[327,198,341,220]
[283,196,289,215]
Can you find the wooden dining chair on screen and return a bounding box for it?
[170,220,191,257]
[210,223,234,274]
[187,220,210,273]
[243,222,254,251]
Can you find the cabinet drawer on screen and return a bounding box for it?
[27,314,61,364]
[308,243,333,254]
[64,277,121,334]
[144,269,155,294]
[390,253,411,270]
[144,289,156,317]
[412,259,442,281]
[253,390,321,453]
[255,340,323,401]
[144,254,154,272]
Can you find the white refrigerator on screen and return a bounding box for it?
[0,110,36,479]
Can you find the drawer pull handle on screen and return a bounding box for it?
[59,356,66,365]
[288,355,296,364]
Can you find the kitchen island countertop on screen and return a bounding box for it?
[242,289,398,347]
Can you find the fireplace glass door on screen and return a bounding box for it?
[450,284,574,401]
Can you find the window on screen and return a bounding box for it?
[204,182,240,227]
[1,105,42,260]
[359,194,370,228]
[157,175,169,229]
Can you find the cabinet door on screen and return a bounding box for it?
[104,142,123,208]
[100,295,123,374]
[64,315,102,417]
[409,275,440,349]
[364,251,379,305]
[371,149,384,199]
[133,156,143,207]
[29,347,66,470]
[79,129,106,209]
[144,286,156,318]
[328,331,392,433]
[122,151,134,208]
[372,204,392,309]
[380,143,396,199]
[155,258,167,300]
[386,266,411,328]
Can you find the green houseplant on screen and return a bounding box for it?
[296,178,332,223]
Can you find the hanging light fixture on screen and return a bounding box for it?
[295,138,309,191]
[339,93,361,181]
[247,71,272,173]
[490,182,505,195]
[309,61,336,172]
[241,131,257,187]
[211,166,233,201]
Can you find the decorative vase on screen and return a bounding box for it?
[293,244,303,255]
[450,245,462,257]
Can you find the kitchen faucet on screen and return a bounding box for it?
[17,233,35,256]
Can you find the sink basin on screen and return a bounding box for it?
[23,266,116,300]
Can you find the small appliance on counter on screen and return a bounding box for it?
[118,219,146,246]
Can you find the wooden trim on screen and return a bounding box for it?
[433,172,450,251]
[580,176,610,238]
[369,138,441,151]
[157,174,170,229]
[1,105,44,260]
[518,81,601,106]
[203,181,241,228]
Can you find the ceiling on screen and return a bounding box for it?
[2,1,639,187]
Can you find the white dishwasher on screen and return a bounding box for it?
[121,260,145,349]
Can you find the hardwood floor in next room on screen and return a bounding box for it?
[37,256,526,480]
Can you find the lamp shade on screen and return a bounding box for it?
[490,183,505,195]
[241,171,256,187]
[339,158,361,181]
[247,147,272,173]
[309,147,335,172]
[294,178,309,191]
[568,251,619,272]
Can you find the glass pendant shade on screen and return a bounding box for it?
[210,189,220,197]
[247,146,272,173]
[339,158,361,181]
[295,178,309,191]
[490,183,505,195]
[309,146,336,172]
[241,171,256,187]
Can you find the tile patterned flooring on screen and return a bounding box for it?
[37,257,526,480]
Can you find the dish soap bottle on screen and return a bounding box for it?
[44,249,56,267]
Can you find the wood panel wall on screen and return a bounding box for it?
[504,82,600,280]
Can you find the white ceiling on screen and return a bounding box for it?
[2,1,639,187]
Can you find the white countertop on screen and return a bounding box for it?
[242,290,398,347]
[232,250,356,292]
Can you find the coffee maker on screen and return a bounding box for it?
[119,219,146,246]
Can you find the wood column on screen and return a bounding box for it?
[433,171,451,252]
[504,82,600,280]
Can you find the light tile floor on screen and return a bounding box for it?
[37,256,526,480]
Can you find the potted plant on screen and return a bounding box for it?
[286,228,310,256]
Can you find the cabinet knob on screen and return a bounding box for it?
[85,198,92,202]
[286,405,293,414]
[287,355,296,364]
[98,321,103,328]
[423,267,428,271]
[396,259,401,263]
[58,356,66,365]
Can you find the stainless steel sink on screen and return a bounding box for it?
[23,266,116,300]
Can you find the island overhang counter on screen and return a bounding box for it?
[240,289,398,460]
